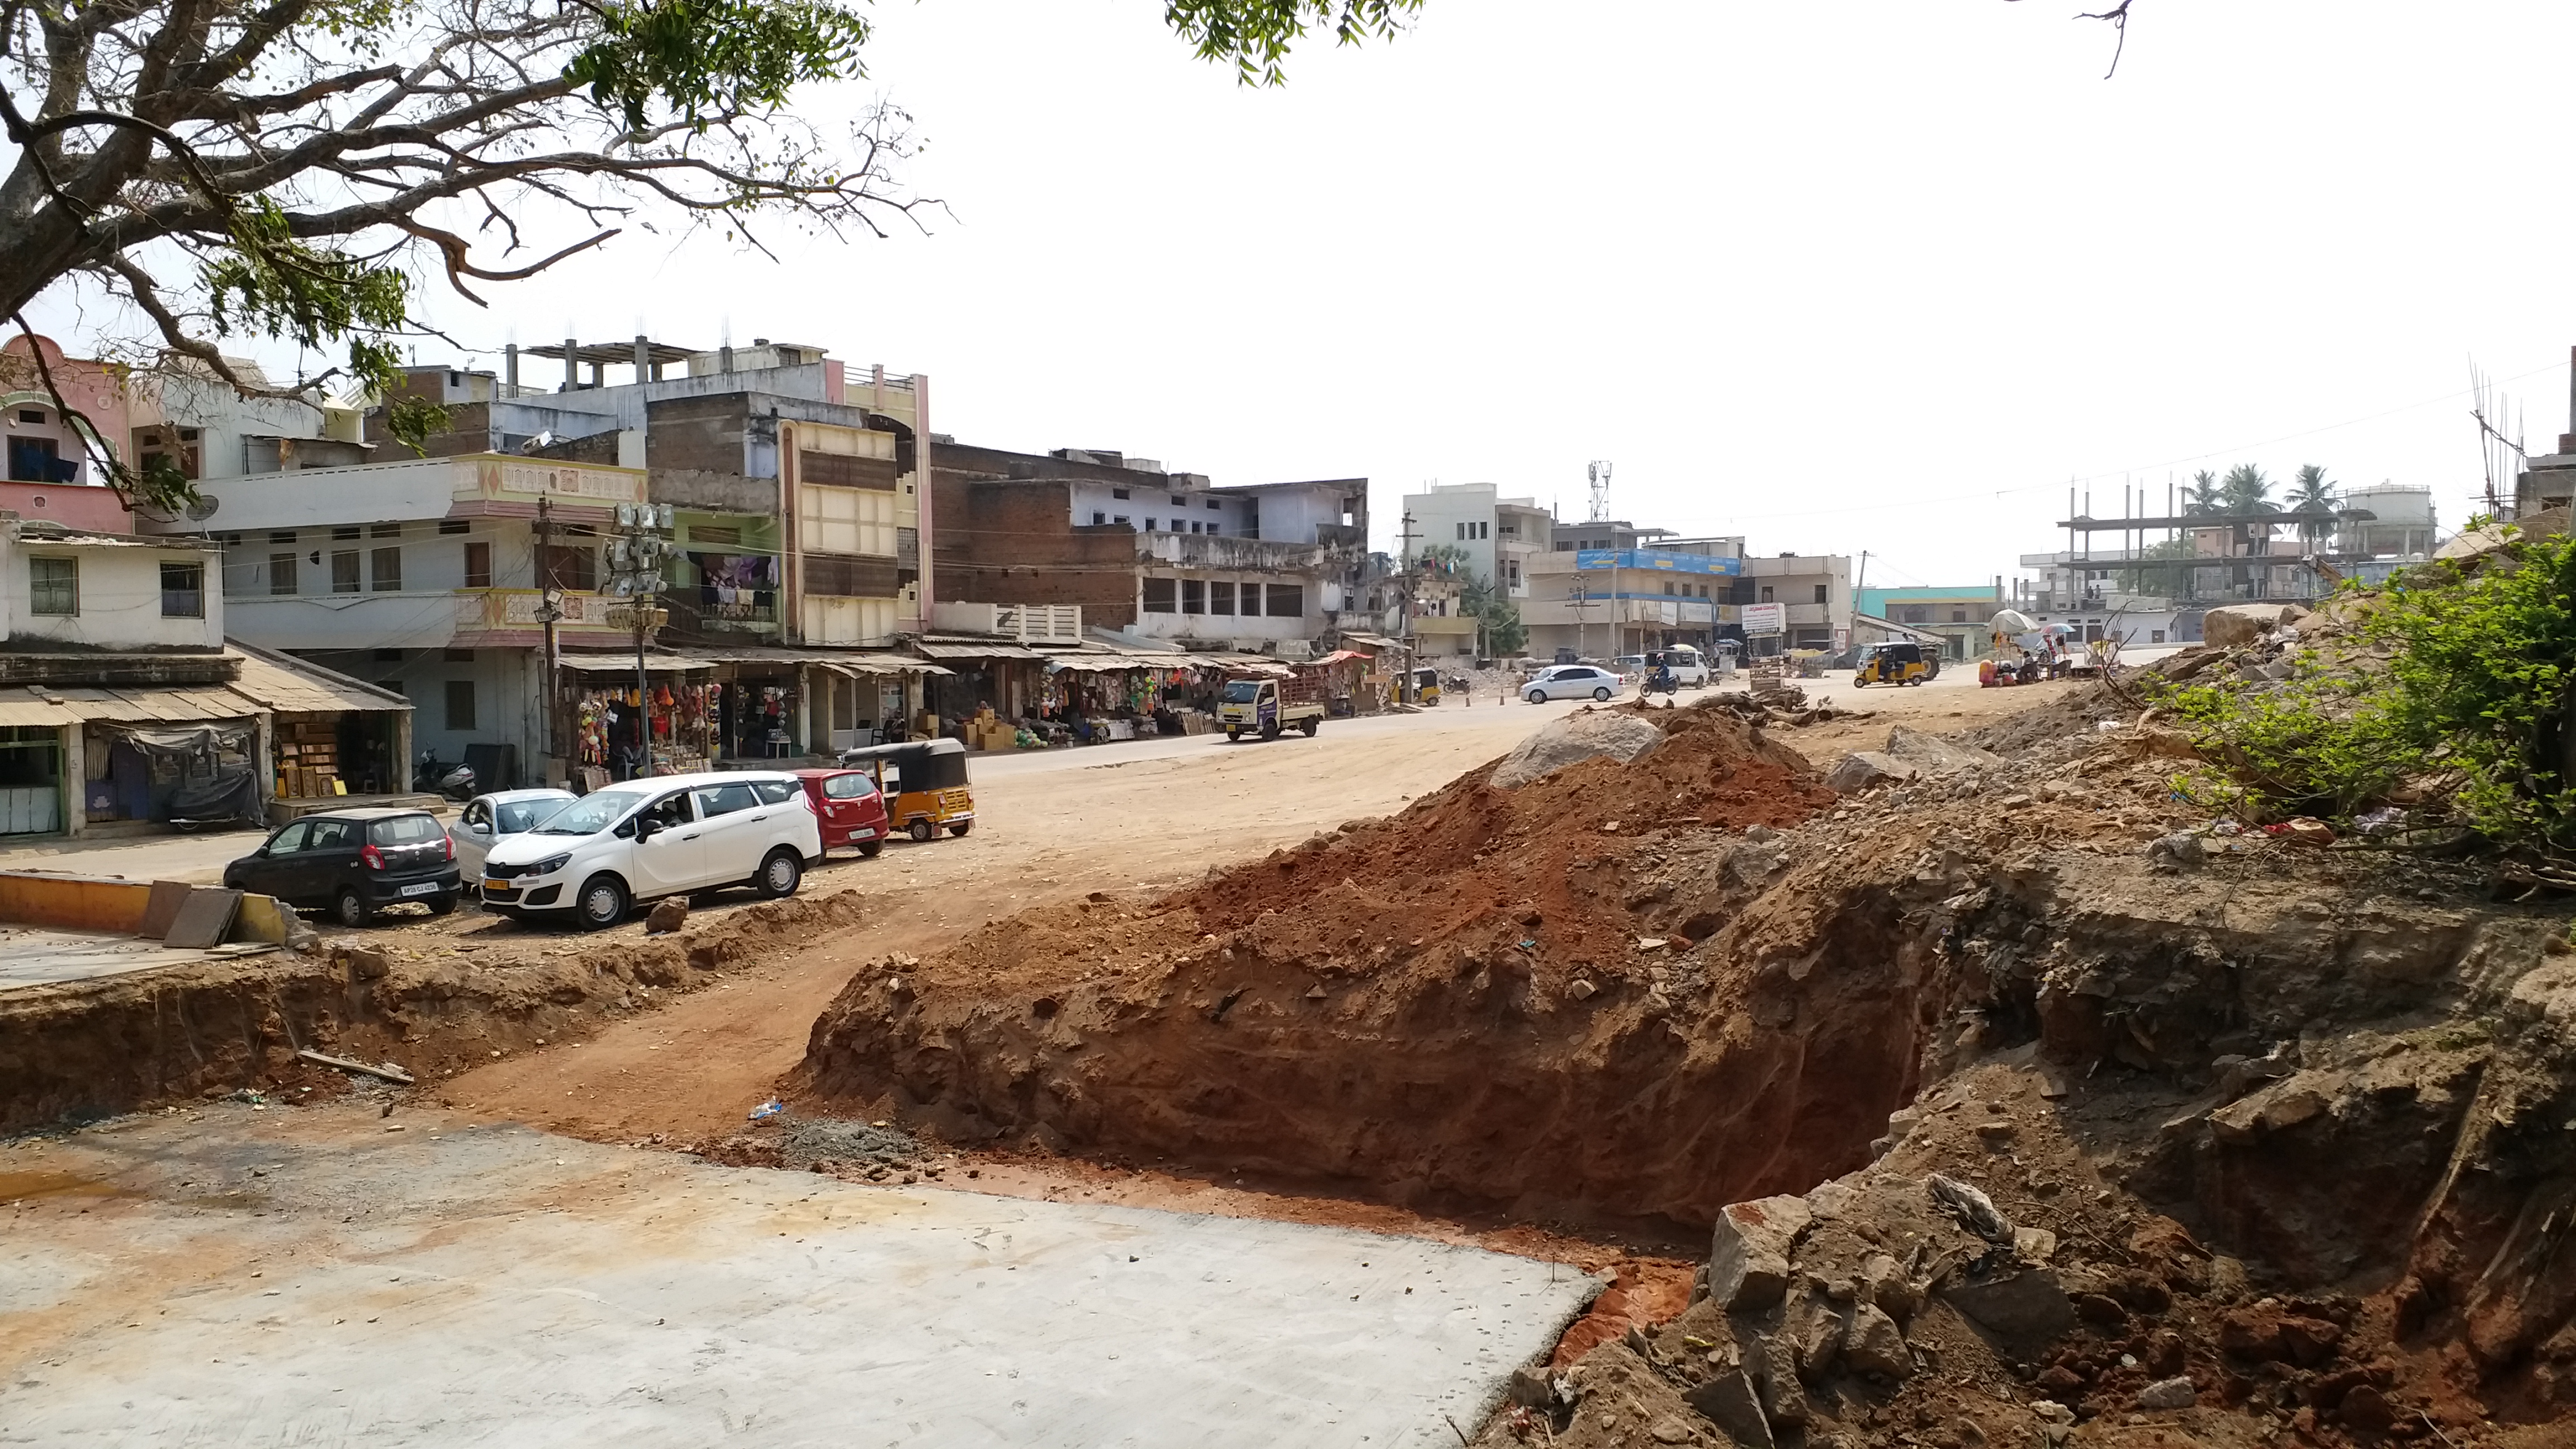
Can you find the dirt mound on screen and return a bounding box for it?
[798,702,1856,1228]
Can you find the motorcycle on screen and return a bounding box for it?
[414,750,476,802]
[1644,665,1680,695]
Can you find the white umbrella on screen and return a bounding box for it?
[1990,609,2039,636]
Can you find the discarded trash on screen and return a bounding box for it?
[2355,806,2407,836]
[2095,719,2125,731]
[748,1099,785,1121]
[1929,1173,2014,1244]
[2210,820,2243,837]
[2271,817,2336,846]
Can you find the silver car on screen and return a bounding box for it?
[448,788,576,875]
[1522,664,1623,703]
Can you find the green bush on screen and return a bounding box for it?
[2150,532,2576,853]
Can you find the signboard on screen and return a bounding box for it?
[1741,602,1787,636]
[1572,548,1742,576]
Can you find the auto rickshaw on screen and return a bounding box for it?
[1411,667,1442,705]
[835,738,974,840]
[1855,640,1929,688]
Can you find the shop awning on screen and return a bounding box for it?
[1341,633,1409,653]
[0,684,256,727]
[913,641,1047,661]
[718,647,953,675]
[556,652,721,674]
[223,642,411,714]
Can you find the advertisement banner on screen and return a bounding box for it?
[1740,602,1787,636]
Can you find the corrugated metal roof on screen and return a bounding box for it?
[0,698,78,727]
[224,645,411,714]
[913,642,1046,661]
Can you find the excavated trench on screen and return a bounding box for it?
[795,695,2576,1442]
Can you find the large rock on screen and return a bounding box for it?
[1826,751,1916,794]
[1842,1303,1912,1380]
[2201,603,2310,650]
[1751,1336,1810,1427]
[1682,1368,1774,1448]
[1883,726,2001,776]
[1491,709,1663,789]
[1707,1195,1812,1311]
[1942,1268,2080,1342]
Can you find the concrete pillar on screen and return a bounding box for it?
[59,723,84,839]
[798,666,816,756]
[633,335,652,383]
[393,705,414,799]
[251,713,273,816]
[562,338,578,392]
[505,344,519,395]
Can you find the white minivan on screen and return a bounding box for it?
[476,770,824,930]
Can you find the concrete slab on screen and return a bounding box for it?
[0,924,216,988]
[0,1105,1599,1446]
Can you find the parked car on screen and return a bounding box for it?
[1523,664,1623,703]
[792,768,892,858]
[447,788,576,875]
[222,807,463,927]
[476,770,823,930]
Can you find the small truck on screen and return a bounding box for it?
[1218,671,1324,741]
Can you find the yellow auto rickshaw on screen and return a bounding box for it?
[1855,640,1929,688]
[1412,667,1442,705]
[836,738,974,840]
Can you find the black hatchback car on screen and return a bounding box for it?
[223,808,463,926]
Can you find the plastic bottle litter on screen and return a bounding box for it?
[748,1099,785,1121]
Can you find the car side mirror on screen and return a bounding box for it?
[634,816,661,841]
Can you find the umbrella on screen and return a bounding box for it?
[1990,609,2039,636]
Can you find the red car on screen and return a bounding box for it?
[791,768,892,858]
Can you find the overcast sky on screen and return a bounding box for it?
[35,1,2576,587]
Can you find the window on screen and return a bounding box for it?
[439,519,470,536]
[159,561,204,617]
[1170,494,1187,506]
[371,522,402,538]
[1182,579,1205,614]
[2151,629,2168,644]
[264,821,313,855]
[268,552,299,595]
[443,679,476,731]
[1111,487,1131,500]
[370,547,402,591]
[1111,515,1129,527]
[1455,523,1466,540]
[1952,608,1968,623]
[331,551,361,593]
[306,818,357,851]
[751,779,798,804]
[463,541,492,589]
[331,525,361,541]
[821,773,877,800]
[1812,584,1829,604]
[1479,522,1489,539]
[1205,499,1220,510]
[1092,512,1107,525]
[16,408,42,424]
[1758,585,1775,603]
[690,523,743,546]
[1266,583,1303,617]
[1145,518,1158,531]
[368,814,442,846]
[1210,581,1235,615]
[7,435,61,482]
[691,782,760,818]
[1142,577,1176,613]
[27,556,76,615]
[537,544,596,592]
[1662,582,1675,596]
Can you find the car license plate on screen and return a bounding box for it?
[848,828,874,841]
[483,878,514,896]
[399,881,442,898]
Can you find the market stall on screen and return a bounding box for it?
[555,652,721,785]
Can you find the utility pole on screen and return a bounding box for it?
[607,501,675,778]
[1395,508,1420,703]
[535,494,563,781]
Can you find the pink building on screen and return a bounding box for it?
[1,334,135,532]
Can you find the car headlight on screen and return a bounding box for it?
[531,853,572,876]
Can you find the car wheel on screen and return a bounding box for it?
[757,847,803,898]
[908,818,934,842]
[1261,720,1281,740]
[1524,691,1543,704]
[858,840,884,858]
[333,887,370,929]
[1592,686,1613,701]
[946,820,973,838]
[1299,717,1319,737]
[574,873,628,931]
[426,892,457,917]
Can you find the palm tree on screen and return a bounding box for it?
[2182,470,2224,515]
[2288,464,2336,547]
[2220,463,2274,514]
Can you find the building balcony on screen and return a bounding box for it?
[929,600,1083,644]
[660,591,783,640]
[1138,531,1334,574]
[173,452,647,535]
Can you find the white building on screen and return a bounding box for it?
[1398,482,1556,595]
[142,453,647,788]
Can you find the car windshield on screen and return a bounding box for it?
[535,789,647,835]
[367,814,441,845]
[1220,680,1262,703]
[496,798,566,832]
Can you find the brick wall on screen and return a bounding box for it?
[929,471,1139,628]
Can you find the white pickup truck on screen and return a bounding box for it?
[1218,673,1324,741]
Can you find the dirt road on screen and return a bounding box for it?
[427,675,2071,1145]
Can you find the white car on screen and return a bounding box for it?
[448,788,576,875]
[476,770,823,930]
[1523,664,1624,703]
